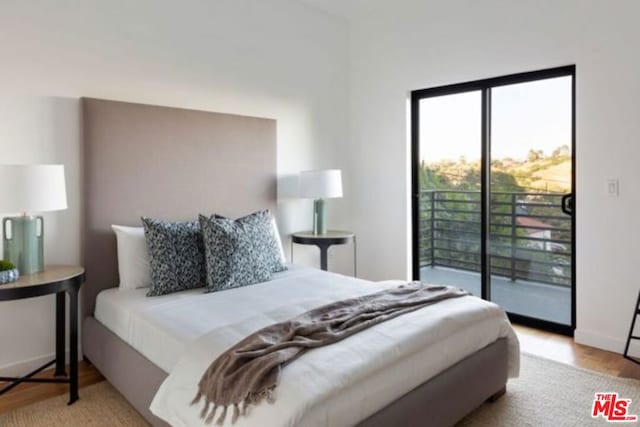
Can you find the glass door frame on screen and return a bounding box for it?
[410,65,576,336]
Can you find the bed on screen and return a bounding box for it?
[81,98,519,426]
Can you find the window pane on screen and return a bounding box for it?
[489,76,573,325]
[418,91,483,297]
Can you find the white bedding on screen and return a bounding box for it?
[94,265,319,373]
[122,267,521,427]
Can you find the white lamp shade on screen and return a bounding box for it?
[0,164,68,213]
[299,169,343,199]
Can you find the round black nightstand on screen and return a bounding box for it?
[291,230,356,276]
[0,265,85,405]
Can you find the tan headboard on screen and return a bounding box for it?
[82,98,277,318]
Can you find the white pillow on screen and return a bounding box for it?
[270,216,287,265]
[112,225,151,290]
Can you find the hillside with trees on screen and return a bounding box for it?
[418,144,571,193]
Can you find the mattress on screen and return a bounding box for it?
[94,265,320,373]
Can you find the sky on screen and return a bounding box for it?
[419,76,572,162]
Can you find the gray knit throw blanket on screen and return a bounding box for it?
[191,282,469,424]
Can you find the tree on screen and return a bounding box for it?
[527,149,544,162]
[552,144,570,157]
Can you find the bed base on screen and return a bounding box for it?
[83,316,170,426]
[83,316,507,427]
[358,337,508,426]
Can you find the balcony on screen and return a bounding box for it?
[418,190,572,325]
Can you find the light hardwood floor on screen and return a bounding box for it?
[0,325,639,414]
[0,361,104,414]
[514,325,640,380]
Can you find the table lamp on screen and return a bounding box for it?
[299,169,343,235]
[0,165,68,274]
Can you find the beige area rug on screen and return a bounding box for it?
[0,381,148,427]
[458,353,640,426]
[2,354,639,426]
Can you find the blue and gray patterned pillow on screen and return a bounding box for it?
[213,210,287,274]
[200,210,286,292]
[142,217,206,296]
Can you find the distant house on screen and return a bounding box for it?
[516,216,559,251]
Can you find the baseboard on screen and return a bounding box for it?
[574,329,626,354]
[0,348,82,377]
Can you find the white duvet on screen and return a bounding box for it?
[147,267,519,427]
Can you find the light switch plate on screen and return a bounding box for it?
[607,179,619,197]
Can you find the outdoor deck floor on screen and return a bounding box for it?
[420,266,571,325]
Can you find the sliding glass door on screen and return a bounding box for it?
[417,91,482,296]
[489,76,573,326]
[412,66,575,335]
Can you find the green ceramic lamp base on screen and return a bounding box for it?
[2,215,44,274]
[313,198,328,235]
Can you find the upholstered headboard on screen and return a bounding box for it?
[82,98,277,318]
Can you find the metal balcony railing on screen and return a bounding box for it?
[418,190,572,287]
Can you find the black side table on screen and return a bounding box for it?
[0,265,85,404]
[291,230,356,276]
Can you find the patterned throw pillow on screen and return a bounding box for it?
[214,210,287,273]
[142,217,205,296]
[200,211,281,292]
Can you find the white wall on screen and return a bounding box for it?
[347,0,640,353]
[0,0,350,375]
